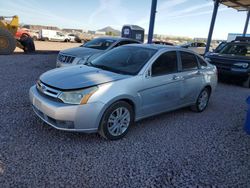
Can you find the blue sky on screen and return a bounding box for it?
[1,0,248,39]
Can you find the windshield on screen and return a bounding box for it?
[82,38,117,50]
[219,43,250,56]
[90,46,157,75]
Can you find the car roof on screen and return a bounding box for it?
[228,41,250,45]
[95,36,140,42]
[125,43,180,50]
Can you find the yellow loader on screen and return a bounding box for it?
[0,15,35,55]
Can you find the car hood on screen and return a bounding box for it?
[60,47,103,58]
[40,65,130,90]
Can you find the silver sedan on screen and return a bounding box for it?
[29,44,217,140]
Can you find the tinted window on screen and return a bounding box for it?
[197,56,207,67]
[220,43,250,56]
[190,43,196,47]
[91,46,157,75]
[180,52,198,71]
[152,51,178,76]
[197,43,206,47]
[83,38,117,50]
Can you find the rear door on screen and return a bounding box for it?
[139,51,183,116]
[178,51,203,104]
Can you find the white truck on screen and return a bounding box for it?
[39,29,70,42]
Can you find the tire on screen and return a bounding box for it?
[190,88,211,112]
[20,33,29,40]
[19,36,35,53]
[32,36,38,41]
[98,101,134,140]
[0,28,16,55]
[243,76,250,88]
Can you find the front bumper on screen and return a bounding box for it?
[217,67,250,79]
[29,85,105,132]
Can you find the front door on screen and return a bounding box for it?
[139,51,183,117]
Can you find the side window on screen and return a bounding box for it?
[190,43,196,47]
[151,51,178,76]
[198,43,206,47]
[180,52,198,71]
[197,56,207,67]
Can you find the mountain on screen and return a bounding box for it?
[98,26,121,36]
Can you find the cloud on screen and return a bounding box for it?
[1,0,84,28]
[135,0,189,26]
[88,0,129,29]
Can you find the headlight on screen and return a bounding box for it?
[58,86,98,105]
[76,56,90,65]
[205,57,211,62]
[233,63,249,69]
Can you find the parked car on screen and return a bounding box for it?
[56,37,141,68]
[67,33,76,42]
[180,42,209,55]
[16,28,39,41]
[39,29,70,42]
[30,44,217,140]
[205,38,250,87]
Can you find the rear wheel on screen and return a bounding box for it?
[0,28,16,55]
[98,101,134,140]
[191,88,211,112]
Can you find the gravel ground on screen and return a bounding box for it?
[14,41,80,53]
[0,54,250,187]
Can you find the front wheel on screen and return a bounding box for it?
[98,101,134,140]
[243,76,250,88]
[190,88,211,112]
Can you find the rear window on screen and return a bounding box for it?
[220,43,250,56]
[180,52,198,71]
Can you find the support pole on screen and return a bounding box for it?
[205,0,219,54]
[148,0,157,44]
[243,10,250,37]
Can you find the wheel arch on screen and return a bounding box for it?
[96,96,138,127]
[204,85,212,94]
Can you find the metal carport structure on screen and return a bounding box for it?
[147,0,250,53]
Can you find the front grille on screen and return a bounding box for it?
[57,54,75,64]
[36,81,61,98]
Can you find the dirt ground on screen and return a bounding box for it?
[14,41,81,53]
